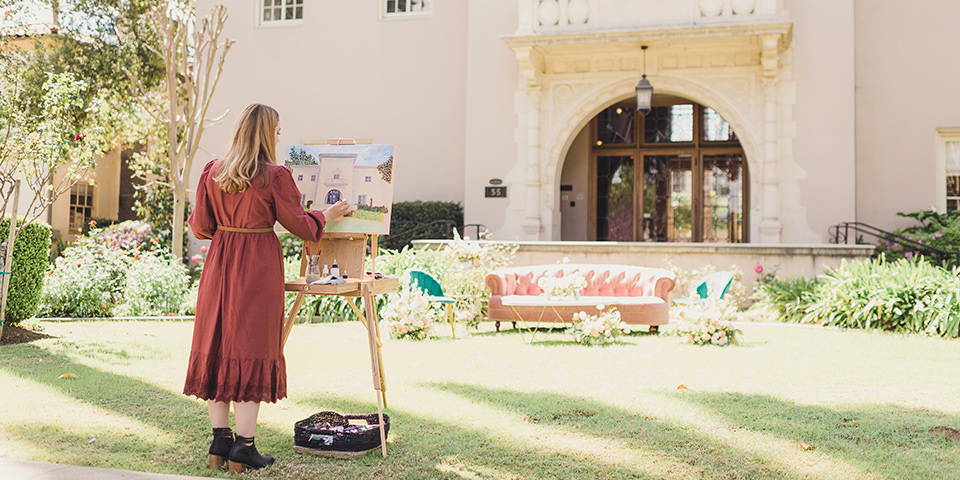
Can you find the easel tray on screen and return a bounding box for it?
[284,277,399,296]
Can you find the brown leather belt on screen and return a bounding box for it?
[217,226,275,233]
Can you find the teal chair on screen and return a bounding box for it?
[408,269,457,337]
[695,271,735,302]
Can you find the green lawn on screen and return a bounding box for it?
[2,320,960,479]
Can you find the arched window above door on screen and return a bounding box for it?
[590,98,748,243]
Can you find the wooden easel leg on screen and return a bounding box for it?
[361,284,388,457]
[370,298,388,408]
[447,304,455,338]
[282,293,306,350]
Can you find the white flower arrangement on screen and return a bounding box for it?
[672,300,741,346]
[537,271,587,298]
[380,287,436,340]
[567,305,630,345]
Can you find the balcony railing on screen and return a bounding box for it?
[518,0,779,34]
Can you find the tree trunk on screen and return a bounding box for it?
[0,180,22,341]
[171,186,185,264]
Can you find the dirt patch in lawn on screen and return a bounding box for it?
[0,325,54,346]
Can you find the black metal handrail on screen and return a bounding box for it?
[830,221,960,267]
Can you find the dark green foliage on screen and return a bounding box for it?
[873,209,960,267]
[754,276,819,323]
[381,201,463,251]
[377,156,393,183]
[357,204,389,213]
[287,147,316,165]
[0,218,52,325]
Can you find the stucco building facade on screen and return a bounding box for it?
[183,0,959,246]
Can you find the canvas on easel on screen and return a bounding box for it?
[284,143,395,235]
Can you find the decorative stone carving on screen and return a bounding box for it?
[538,0,560,26]
[699,0,724,17]
[731,0,757,15]
[567,0,590,25]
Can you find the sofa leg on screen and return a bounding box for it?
[648,326,659,335]
[495,321,501,332]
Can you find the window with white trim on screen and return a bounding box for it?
[940,128,960,212]
[261,0,302,24]
[381,0,431,19]
[69,183,95,232]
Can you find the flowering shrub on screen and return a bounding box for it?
[39,239,128,317]
[447,238,484,265]
[538,271,587,298]
[672,301,741,346]
[567,305,630,345]
[380,287,437,340]
[92,220,158,252]
[115,252,190,316]
[376,235,518,329]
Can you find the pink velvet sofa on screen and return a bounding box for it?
[485,264,677,333]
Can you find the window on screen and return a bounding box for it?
[381,0,432,19]
[69,183,95,232]
[365,176,372,182]
[591,101,747,243]
[261,0,303,24]
[333,173,340,180]
[939,128,960,212]
[326,189,342,204]
[297,174,303,181]
[358,194,367,205]
[301,194,306,205]
[310,175,316,181]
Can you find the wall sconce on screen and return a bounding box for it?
[635,45,653,116]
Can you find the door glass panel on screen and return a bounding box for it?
[643,104,693,143]
[703,107,738,142]
[596,156,634,241]
[596,105,635,145]
[642,155,692,242]
[702,154,743,243]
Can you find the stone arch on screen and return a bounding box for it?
[540,74,763,240]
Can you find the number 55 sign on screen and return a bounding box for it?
[484,186,507,198]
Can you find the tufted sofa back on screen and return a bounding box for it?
[485,264,676,300]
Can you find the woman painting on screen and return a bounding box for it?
[183,104,352,472]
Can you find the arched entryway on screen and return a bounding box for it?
[560,95,748,242]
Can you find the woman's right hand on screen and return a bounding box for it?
[323,200,355,220]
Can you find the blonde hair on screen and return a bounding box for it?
[214,103,279,194]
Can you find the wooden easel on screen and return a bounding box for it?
[280,138,397,458]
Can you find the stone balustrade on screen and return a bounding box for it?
[519,0,780,34]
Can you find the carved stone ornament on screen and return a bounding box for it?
[538,0,560,26]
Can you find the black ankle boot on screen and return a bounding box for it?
[208,427,234,469]
[228,435,275,473]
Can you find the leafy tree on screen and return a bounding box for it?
[288,147,316,165]
[378,155,393,183]
[123,0,233,263]
[0,69,105,337]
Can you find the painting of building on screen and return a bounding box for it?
[284,144,395,235]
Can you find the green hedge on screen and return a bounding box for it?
[0,217,52,325]
[381,201,463,251]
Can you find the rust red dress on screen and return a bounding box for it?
[183,160,326,403]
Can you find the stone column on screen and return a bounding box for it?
[523,86,543,240]
[759,34,782,242]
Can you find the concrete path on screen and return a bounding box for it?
[0,459,212,480]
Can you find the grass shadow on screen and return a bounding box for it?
[291,393,666,480]
[0,342,290,478]
[425,382,812,480]
[676,391,960,480]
